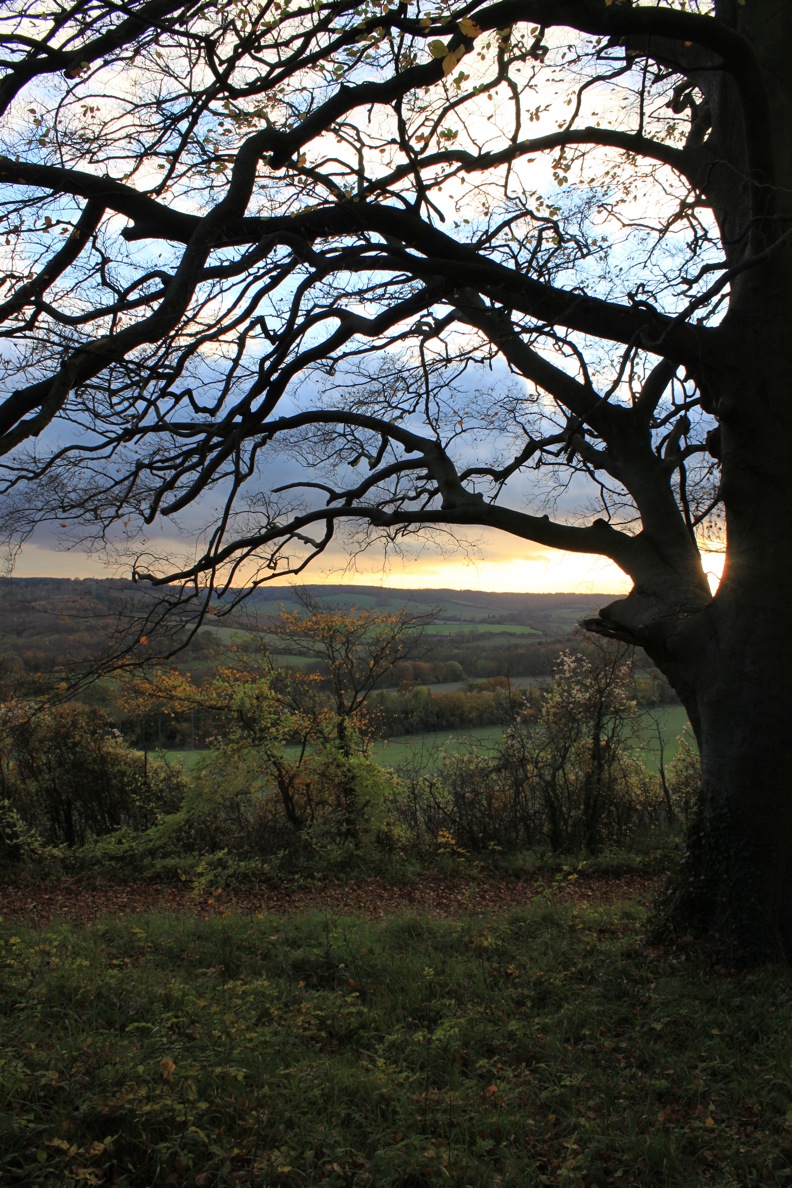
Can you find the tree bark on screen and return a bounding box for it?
[666,0,792,959]
[647,319,792,963]
[652,594,792,962]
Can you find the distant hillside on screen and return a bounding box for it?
[241,583,612,630]
[0,576,159,677]
[0,576,613,678]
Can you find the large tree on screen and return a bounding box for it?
[0,0,788,959]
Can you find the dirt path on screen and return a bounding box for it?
[0,871,663,927]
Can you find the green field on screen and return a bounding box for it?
[165,704,692,777]
[163,729,505,775]
[163,748,206,772]
[634,704,693,771]
[372,704,692,775]
[199,623,253,641]
[424,623,540,637]
[271,652,320,668]
[371,725,506,768]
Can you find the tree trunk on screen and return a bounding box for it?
[597,241,792,965]
[655,546,792,965]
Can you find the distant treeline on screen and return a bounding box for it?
[370,681,526,737]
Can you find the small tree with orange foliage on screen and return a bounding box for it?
[271,589,436,742]
[120,591,435,848]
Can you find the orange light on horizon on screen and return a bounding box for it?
[8,540,727,597]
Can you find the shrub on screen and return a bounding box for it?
[392,642,670,856]
[2,702,185,847]
[172,746,301,857]
[665,728,701,826]
[393,746,517,853]
[503,645,660,852]
[0,797,45,863]
[164,738,403,870]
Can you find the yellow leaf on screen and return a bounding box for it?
[442,46,465,75]
[458,18,481,38]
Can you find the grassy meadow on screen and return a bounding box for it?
[165,704,693,777]
[1,897,790,1186]
[420,623,541,637]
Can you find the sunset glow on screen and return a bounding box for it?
[0,543,668,597]
[9,533,727,597]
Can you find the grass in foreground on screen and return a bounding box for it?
[1,900,790,1186]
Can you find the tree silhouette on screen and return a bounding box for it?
[0,0,790,961]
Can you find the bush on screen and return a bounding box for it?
[169,746,301,857]
[162,738,404,871]
[392,642,672,857]
[501,645,662,853]
[0,797,46,863]
[2,702,185,847]
[393,745,517,854]
[665,728,700,826]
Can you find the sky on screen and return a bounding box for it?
[9,525,726,595]
[1,27,726,602]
